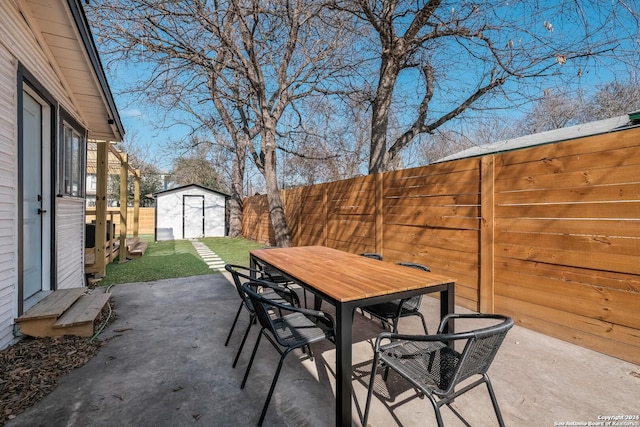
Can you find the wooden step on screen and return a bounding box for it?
[15,288,86,338]
[126,237,140,251]
[127,241,148,259]
[17,288,85,322]
[15,289,111,338]
[53,293,111,337]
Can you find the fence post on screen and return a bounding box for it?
[375,172,384,256]
[323,184,328,246]
[480,155,495,313]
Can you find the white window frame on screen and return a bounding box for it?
[58,120,86,197]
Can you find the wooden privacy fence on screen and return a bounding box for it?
[242,125,640,365]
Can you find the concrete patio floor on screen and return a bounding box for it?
[6,273,639,427]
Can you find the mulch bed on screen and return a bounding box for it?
[0,335,103,424]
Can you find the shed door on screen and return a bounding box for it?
[183,195,204,239]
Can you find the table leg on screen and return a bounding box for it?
[335,303,354,426]
[249,255,257,279]
[440,282,456,334]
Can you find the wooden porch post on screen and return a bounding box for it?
[118,153,128,263]
[133,169,140,238]
[94,141,108,278]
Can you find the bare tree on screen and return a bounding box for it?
[170,141,227,192]
[87,0,355,246]
[281,95,370,186]
[589,80,640,120]
[515,90,583,135]
[514,79,640,136]
[107,133,164,207]
[335,0,639,173]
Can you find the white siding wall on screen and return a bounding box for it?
[156,187,226,241]
[0,2,92,348]
[0,43,18,349]
[56,198,85,289]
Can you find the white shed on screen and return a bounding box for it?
[154,184,229,241]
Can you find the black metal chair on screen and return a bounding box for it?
[224,264,300,368]
[255,246,310,306]
[241,283,335,426]
[361,262,431,334]
[363,313,514,427]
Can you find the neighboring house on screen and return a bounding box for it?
[154,184,229,241]
[0,0,124,349]
[437,114,635,162]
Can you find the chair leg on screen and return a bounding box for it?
[241,330,263,389]
[233,314,256,368]
[416,312,429,334]
[392,317,400,333]
[257,348,293,427]
[225,302,245,346]
[425,392,445,427]
[362,351,380,427]
[483,375,506,427]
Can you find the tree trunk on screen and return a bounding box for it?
[369,56,400,174]
[227,141,246,238]
[262,129,292,247]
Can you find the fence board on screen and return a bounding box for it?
[496,217,640,239]
[384,193,480,207]
[496,202,640,219]
[496,295,640,365]
[497,257,640,293]
[495,265,640,329]
[496,164,640,191]
[497,131,640,167]
[382,224,478,253]
[496,183,640,204]
[496,230,640,258]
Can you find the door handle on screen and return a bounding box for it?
[37,208,47,215]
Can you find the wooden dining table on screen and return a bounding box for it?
[249,245,456,427]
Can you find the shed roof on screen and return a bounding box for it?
[153,184,230,198]
[437,113,638,163]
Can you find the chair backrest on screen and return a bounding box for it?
[359,252,383,261]
[255,247,290,281]
[241,282,282,338]
[225,264,282,310]
[225,264,260,310]
[445,315,514,393]
[397,262,430,311]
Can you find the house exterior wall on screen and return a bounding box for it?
[0,2,92,349]
[55,198,85,289]
[0,41,18,349]
[156,187,226,241]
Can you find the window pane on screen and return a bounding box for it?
[64,126,72,194]
[71,131,79,196]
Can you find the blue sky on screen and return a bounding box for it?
[97,1,639,174]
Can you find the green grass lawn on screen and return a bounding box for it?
[98,236,263,286]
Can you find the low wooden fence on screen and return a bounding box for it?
[86,207,155,235]
[242,125,640,365]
